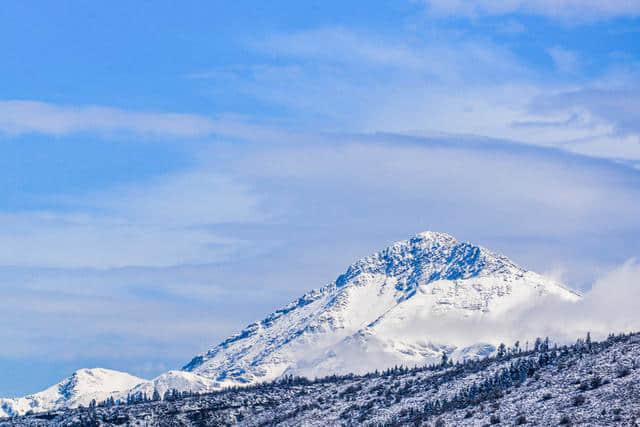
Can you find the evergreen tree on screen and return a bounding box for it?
[534,337,542,352]
[497,343,506,359]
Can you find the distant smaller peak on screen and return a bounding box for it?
[69,368,143,383]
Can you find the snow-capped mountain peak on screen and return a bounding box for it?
[0,369,220,418]
[334,231,521,293]
[0,368,144,418]
[183,231,579,385]
[1,231,582,417]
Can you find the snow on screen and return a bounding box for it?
[8,333,638,426]
[0,369,220,417]
[113,371,220,401]
[0,368,144,417]
[0,230,583,416]
[185,231,580,384]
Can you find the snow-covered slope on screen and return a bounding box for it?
[0,368,144,418]
[113,371,220,401]
[184,231,580,385]
[10,333,638,427]
[0,369,219,417]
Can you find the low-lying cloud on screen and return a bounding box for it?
[392,260,640,349]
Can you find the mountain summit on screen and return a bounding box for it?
[183,231,579,385]
[0,369,144,418]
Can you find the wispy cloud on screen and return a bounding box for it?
[0,214,244,269]
[0,100,304,148]
[0,101,218,138]
[234,137,640,239]
[531,87,640,137]
[0,170,265,269]
[257,28,530,83]
[238,28,640,161]
[421,0,640,21]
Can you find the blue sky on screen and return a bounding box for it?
[1,1,640,396]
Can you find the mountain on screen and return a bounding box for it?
[8,332,638,426]
[0,369,220,418]
[0,231,581,416]
[0,368,144,418]
[113,371,220,401]
[183,231,580,385]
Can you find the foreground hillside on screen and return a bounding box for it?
[3,332,638,426]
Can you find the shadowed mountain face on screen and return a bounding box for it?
[184,231,579,385]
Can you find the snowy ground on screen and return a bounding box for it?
[2,332,638,426]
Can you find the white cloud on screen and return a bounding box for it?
[0,100,300,146]
[234,140,640,238]
[258,28,529,83]
[421,0,640,21]
[0,100,218,138]
[0,214,242,268]
[84,171,265,226]
[233,28,640,161]
[531,86,640,136]
[364,260,640,349]
[0,170,265,269]
[0,287,247,359]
